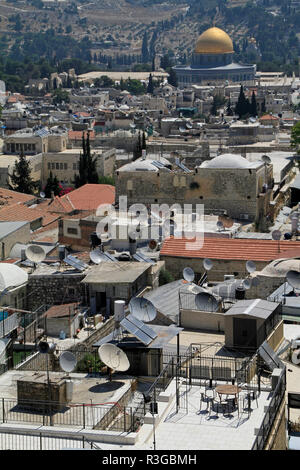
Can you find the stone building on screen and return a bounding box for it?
[116,153,273,223]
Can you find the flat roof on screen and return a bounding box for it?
[224,299,279,319]
[82,261,151,284]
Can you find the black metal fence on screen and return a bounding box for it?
[251,367,286,450]
[0,432,101,450]
[0,397,135,432]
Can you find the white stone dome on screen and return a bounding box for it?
[200,153,256,169]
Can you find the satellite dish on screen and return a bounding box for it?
[251,277,260,287]
[262,155,271,164]
[25,245,46,263]
[272,230,282,241]
[217,221,224,231]
[59,351,77,373]
[203,259,213,271]
[179,127,186,133]
[183,267,195,283]
[0,340,6,357]
[148,239,158,251]
[40,191,46,198]
[38,341,56,354]
[243,279,252,290]
[246,260,256,273]
[129,297,157,322]
[0,263,28,291]
[195,292,220,312]
[98,343,130,372]
[286,271,300,290]
[89,250,102,264]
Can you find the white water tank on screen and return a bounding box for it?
[66,379,74,401]
[114,300,125,322]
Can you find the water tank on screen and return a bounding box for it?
[114,300,125,322]
[59,330,66,340]
[235,286,246,300]
[90,232,101,248]
[66,379,74,401]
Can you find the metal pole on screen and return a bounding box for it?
[153,389,156,451]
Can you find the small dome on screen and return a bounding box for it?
[194,27,234,54]
[200,154,252,169]
[260,259,300,278]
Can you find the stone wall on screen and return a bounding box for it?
[116,165,270,222]
[27,273,87,312]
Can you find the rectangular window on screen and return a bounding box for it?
[67,227,78,235]
[56,163,59,170]
[60,163,63,170]
[48,163,51,169]
[51,163,55,169]
[64,163,67,170]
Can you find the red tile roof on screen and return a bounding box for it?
[44,302,80,319]
[160,237,300,262]
[48,184,115,213]
[259,114,279,121]
[0,188,36,207]
[68,130,95,140]
[0,202,60,227]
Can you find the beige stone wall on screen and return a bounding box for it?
[0,222,31,259]
[116,165,270,221]
[180,309,224,332]
[265,399,287,450]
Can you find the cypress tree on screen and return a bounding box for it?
[235,85,250,118]
[147,73,154,94]
[250,91,257,117]
[8,151,36,194]
[141,32,149,63]
[168,68,178,87]
[44,171,60,198]
[74,132,98,188]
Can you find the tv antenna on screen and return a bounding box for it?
[129,297,157,323]
[272,230,282,253]
[98,343,130,382]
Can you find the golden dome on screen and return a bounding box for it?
[194,27,234,54]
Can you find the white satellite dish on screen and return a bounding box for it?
[251,277,260,287]
[129,297,157,322]
[0,340,6,357]
[98,343,130,372]
[195,292,219,312]
[25,245,46,263]
[40,191,46,198]
[59,351,77,373]
[89,250,102,264]
[272,230,282,241]
[286,271,300,290]
[262,155,271,164]
[203,259,213,271]
[243,279,252,290]
[0,263,28,291]
[183,267,195,283]
[246,260,256,273]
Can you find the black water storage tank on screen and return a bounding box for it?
[235,286,246,300]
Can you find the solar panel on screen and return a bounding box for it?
[133,253,155,265]
[127,313,157,339]
[175,158,192,173]
[35,128,50,138]
[64,255,89,272]
[120,318,152,346]
[103,252,118,262]
[151,161,171,172]
[258,341,284,371]
[96,252,118,263]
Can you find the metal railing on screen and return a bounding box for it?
[0,432,100,450]
[0,397,135,432]
[251,367,286,450]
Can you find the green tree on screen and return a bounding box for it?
[167,68,178,87]
[132,132,142,161]
[94,75,114,88]
[235,85,250,119]
[98,175,115,185]
[250,91,257,117]
[141,32,149,63]
[8,152,36,194]
[44,171,60,198]
[159,269,175,286]
[74,132,99,187]
[52,88,70,104]
[147,73,154,94]
[291,121,300,154]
